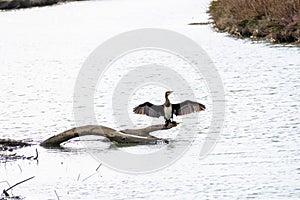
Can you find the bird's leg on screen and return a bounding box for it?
[171,118,177,124]
[164,120,171,127]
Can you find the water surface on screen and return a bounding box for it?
[0,0,299,199]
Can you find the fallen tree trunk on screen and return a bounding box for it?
[40,123,179,147]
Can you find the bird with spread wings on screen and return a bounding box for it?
[133,91,205,127]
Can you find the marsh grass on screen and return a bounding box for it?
[209,0,300,44]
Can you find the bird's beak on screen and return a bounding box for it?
[169,91,173,95]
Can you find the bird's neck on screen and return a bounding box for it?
[165,95,170,106]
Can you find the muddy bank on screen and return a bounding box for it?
[0,0,80,10]
[208,0,300,44]
[0,139,35,162]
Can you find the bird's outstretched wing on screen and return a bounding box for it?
[133,102,164,118]
[172,100,205,116]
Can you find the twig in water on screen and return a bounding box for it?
[188,22,212,25]
[0,181,11,196]
[18,164,22,173]
[96,163,102,171]
[3,189,9,197]
[81,164,103,182]
[54,190,60,200]
[81,172,97,182]
[2,176,35,197]
[34,148,38,160]
[0,181,11,188]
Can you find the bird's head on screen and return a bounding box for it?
[165,91,173,97]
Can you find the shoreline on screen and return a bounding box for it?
[0,0,80,10]
[208,0,300,45]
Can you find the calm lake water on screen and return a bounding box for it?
[0,0,300,199]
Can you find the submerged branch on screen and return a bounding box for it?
[2,176,35,197]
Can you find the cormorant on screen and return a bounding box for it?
[133,91,206,127]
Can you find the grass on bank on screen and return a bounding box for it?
[209,0,300,44]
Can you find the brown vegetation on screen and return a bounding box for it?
[209,0,300,44]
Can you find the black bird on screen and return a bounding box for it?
[133,91,206,127]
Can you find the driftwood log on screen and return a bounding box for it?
[40,123,179,147]
[1,124,179,161]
